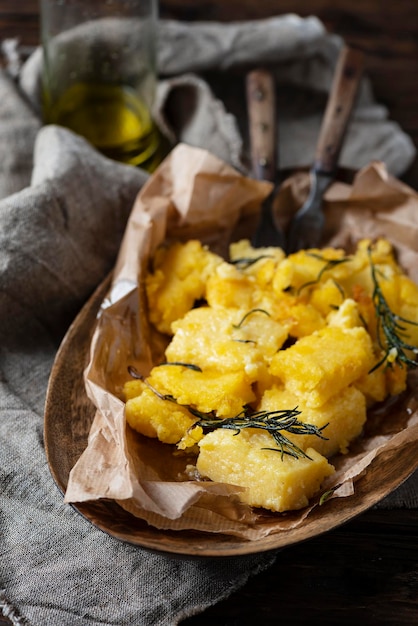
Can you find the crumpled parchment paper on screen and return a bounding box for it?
[64,144,418,540]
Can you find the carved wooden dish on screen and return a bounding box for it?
[43,271,418,557]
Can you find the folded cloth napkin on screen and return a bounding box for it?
[0,14,416,626]
[17,15,416,175]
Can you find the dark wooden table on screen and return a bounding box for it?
[1,2,417,625]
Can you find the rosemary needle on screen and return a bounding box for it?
[156,362,203,372]
[230,255,274,269]
[232,308,271,329]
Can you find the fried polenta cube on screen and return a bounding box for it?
[354,359,407,404]
[385,362,408,396]
[392,274,418,347]
[147,364,255,418]
[206,258,325,339]
[284,302,326,338]
[206,261,255,309]
[272,246,347,295]
[229,239,285,287]
[146,240,222,334]
[309,279,346,316]
[196,429,334,512]
[398,274,418,319]
[229,239,284,267]
[177,425,204,451]
[270,326,375,407]
[337,238,399,299]
[166,306,287,381]
[124,379,196,444]
[124,379,146,401]
[241,285,326,339]
[351,284,378,343]
[258,384,367,457]
[354,367,388,406]
[326,298,364,330]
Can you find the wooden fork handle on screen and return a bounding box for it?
[246,68,277,182]
[314,45,365,174]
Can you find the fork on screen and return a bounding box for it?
[246,67,285,248]
[286,45,365,252]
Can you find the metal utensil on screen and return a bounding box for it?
[286,45,365,253]
[246,68,284,248]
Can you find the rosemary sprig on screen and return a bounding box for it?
[230,255,273,269]
[233,339,257,344]
[298,253,350,294]
[368,246,418,371]
[156,362,203,372]
[127,365,328,460]
[232,308,271,329]
[197,407,329,460]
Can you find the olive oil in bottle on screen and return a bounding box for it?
[44,82,163,171]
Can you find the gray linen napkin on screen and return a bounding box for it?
[0,14,417,626]
[18,15,416,176]
[0,94,276,626]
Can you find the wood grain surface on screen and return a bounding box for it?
[0,2,417,625]
[182,509,418,626]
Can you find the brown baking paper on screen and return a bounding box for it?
[65,145,418,540]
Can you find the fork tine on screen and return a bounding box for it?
[286,171,332,252]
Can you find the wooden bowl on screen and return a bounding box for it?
[44,273,418,557]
